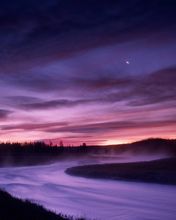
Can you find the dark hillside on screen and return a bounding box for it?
[66,157,176,185]
[0,190,84,220]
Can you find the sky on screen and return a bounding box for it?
[0,0,176,145]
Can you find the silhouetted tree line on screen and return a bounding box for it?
[0,138,176,155]
[0,141,88,153]
[0,141,91,166]
[0,138,175,166]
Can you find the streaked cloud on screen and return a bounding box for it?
[0,0,175,144]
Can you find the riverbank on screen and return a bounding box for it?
[0,190,85,220]
[66,157,176,185]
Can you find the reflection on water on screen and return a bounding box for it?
[0,155,176,220]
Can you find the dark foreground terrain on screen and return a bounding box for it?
[66,158,176,185]
[0,190,85,220]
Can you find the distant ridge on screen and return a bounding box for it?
[131,138,176,145]
[110,138,176,155]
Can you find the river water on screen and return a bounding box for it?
[0,155,176,220]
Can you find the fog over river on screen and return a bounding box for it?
[0,155,176,220]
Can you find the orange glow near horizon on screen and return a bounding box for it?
[0,127,175,146]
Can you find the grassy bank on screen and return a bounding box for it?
[0,190,85,220]
[66,158,176,185]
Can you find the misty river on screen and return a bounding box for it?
[0,155,176,220]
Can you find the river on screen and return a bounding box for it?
[0,155,176,220]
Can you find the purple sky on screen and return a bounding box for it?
[0,0,176,145]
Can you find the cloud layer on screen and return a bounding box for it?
[0,0,176,144]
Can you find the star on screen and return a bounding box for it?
[126,60,130,65]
